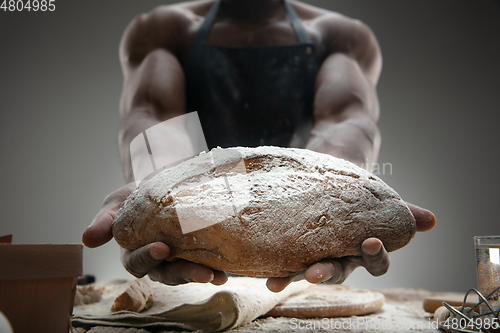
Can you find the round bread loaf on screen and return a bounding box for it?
[113,146,416,277]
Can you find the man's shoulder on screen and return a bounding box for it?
[292,1,379,55]
[120,1,214,62]
[292,1,381,81]
[146,1,212,24]
[292,1,369,31]
[125,0,211,37]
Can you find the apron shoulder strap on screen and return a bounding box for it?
[283,0,313,44]
[191,0,311,45]
[191,0,221,46]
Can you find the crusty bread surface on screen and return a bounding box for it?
[113,146,416,277]
[110,278,154,313]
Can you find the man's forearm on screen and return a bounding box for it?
[119,106,198,186]
[305,117,380,172]
[119,109,162,183]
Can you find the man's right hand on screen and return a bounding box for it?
[82,183,228,286]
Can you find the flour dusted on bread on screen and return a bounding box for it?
[113,146,416,277]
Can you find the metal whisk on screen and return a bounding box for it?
[438,287,500,333]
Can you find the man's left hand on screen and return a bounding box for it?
[266,203,435,292]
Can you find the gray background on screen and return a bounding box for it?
[0,0,499,292]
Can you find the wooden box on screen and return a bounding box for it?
[0,235,82,333]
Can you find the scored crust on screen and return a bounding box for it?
[113,146,416,277]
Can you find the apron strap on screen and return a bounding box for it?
[283,0,313,44]
[191,0,221,46]
[192,0,312,45]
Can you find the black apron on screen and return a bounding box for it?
[184,0,318,149]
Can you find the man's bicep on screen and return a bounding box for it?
[118,5,188,121]
[119,6,185,68]
[120,48,186,122]
[118,49,187,182]
[308,53,381,167]
[313,52,379,123]
[307,17,382,167]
